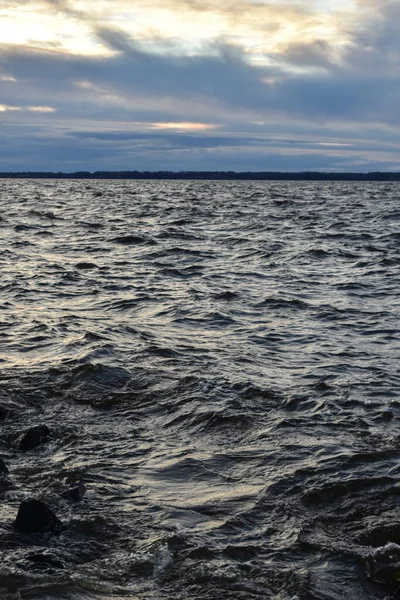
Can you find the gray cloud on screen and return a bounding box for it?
[0,0,399,170]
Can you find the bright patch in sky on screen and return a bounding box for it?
[0,0,357,58]
[0,3,106,55]
[151,123,218,131]
[0,104,55,112]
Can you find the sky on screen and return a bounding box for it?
[0,0,399,172]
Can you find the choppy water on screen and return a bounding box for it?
[0,179,399,600]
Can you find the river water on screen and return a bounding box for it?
[0,179,399,600]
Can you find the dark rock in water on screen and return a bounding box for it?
[380,409,394,422]
[0,458,9,474]
[75,261,98,270]
[15,499,61,533]
[18,425,50,452]
[63,481,86,502]
[112,234,150,245]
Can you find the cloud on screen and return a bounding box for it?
[0,104,55,112]
[1,0,355,57]
[0,0,399,170]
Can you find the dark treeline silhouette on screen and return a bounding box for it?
[1,170,400,181]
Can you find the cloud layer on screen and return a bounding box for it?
[0,0,399,171]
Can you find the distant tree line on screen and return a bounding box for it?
[1,170,400,181]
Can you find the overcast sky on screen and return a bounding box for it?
[0,0,399,172]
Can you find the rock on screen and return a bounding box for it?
[62,481,86,502]
[75,262,98,270]
[112,234,149,245]
[380,409,394,422]
[15,499,61,533]
[18,425,50,451]
[0,458,9,474]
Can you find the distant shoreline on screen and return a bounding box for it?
[1,171,400,181]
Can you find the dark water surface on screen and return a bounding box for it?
[0,180,399,600]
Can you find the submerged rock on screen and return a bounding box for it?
[0,458,9,474]
[17,425,50,451]
[75,261,98,270]
[15,499,61,533]
[112,234,152,245]
[63,481,86,502]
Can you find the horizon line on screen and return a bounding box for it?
[1,170,400,181]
